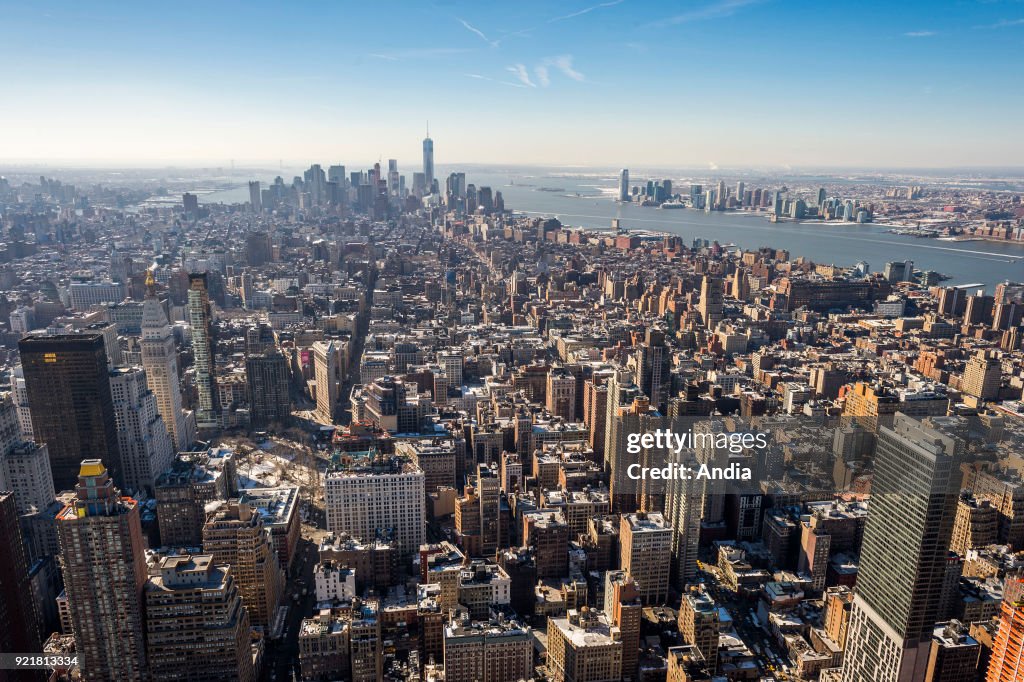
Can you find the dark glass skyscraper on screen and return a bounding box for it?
[18,333,122,490]
[245,349,291,427]
[842,414,966,682]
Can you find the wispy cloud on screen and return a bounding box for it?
[511,56,587,88]
[548,0,625,24]
[507,64,536,87]
[457,18,500,47]
[535,65,551,87]
[548,55,585,81]
[464,73,527,88]
[974,18,1024,29]
[652,0,763,27]
[903,30,937,37]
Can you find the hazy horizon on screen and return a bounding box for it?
[3,160,1024,175]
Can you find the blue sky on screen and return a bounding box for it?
[1,0,1022,168]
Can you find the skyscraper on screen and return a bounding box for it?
[19,333,122,490]
[202,500,284,630]
[842,414,967,682]
[665,447,703,589]
[0,491,42,668]
[962,350,1002,402]
[619,168,630,202]
[141,271,192,451]
[245,350,291,427]
[57,460,149,681]
[324,454,425,555]
[145,554,256,682]
[188,273,221,431]
[698,275,724,331]
[620,512,672,605]
[423,125,435,194]
[313,340,339,424]
[987,577,1024,682]
[0,392,54,516]
[248,180,261,213]
[109,366,175,495]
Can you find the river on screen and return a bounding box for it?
[198,168,1024,290]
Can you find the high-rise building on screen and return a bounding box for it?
[245,350,291,427]
[188,273,221,431]
[12,364,34,439]
[202,500,284,630]
[155,456,232,548]
[698,275,724,331]
[583,378,609,463]
[395,439,457,494]
[19,333,122,490]
[824,586,855,648]
[546,368,577,421]
[987,577,1024,682]
[962,350,1002,402]
[110,366,176,495]
[0,491,42,668]
[665,447,703,590]
[141,272,192,451]
[57,460,149,681]
[145,554,256,682]
[950,495,999,555]
[324,454,425,555]
[248,180,261,213]
[605,571,642,682]
[1,441,54,516]
[443,616,534,682]
[842,414,967,682]
[924,620,980,682]
[0,393,54,515]
[618,169,630,202]
[423,126,435,193]
[522,510,570,578]
[546,608,623,682]
[313,340,340,425]
[631,328,669,411]
[602,370,643,498]
[678,585,720,676]
[620,512,672,605]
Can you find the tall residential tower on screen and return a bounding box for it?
[188,273,220,431]
[57,460,149,681]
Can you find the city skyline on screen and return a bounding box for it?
[3,1,1024,167]
[5,3,1024,680]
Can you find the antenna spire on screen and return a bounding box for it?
[426,120,430,138]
